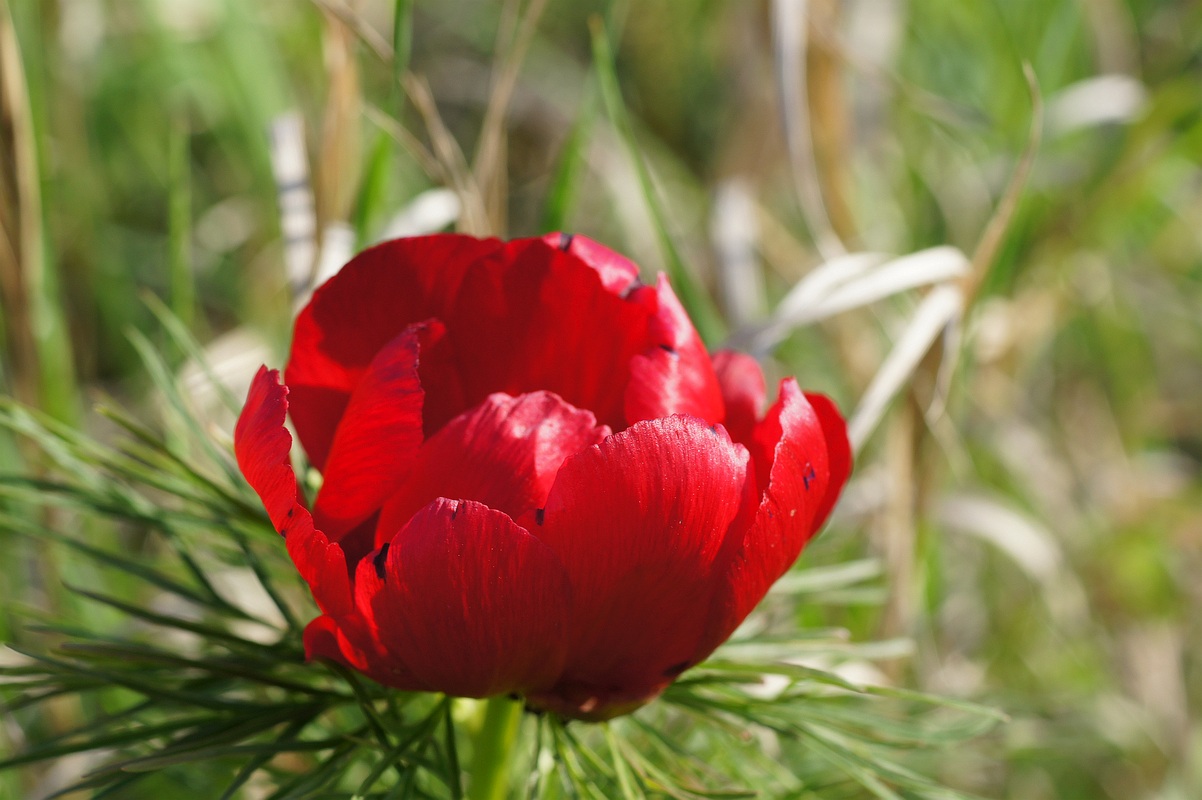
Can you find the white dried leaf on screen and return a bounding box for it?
[847,283,964,450]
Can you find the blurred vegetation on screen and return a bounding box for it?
[1,0,1201,798]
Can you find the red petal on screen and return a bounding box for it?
[375,392,607,547]
[287,234,655,443]
[700,381,850,657]
[303,614,419,689]
[532,417,748,701]
[234,366,300,531]
[441,240,651,429]
[805,392,852,529]
[541,232,642,295]
[313,326,426,540]
[357,499,571,697]
[234,367,352,616]
[287,235,500,468]
[711,350,766,446]
[624,276,724,425]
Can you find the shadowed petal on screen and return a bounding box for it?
[805,392,852,529]
[699,381,850,658]
[711,350,766,446]
[303,614,421,689]
[356,499,571,697]
[286,236,500,467]
[531,417,748,708]
[375,392,608,547]
[313,326,426,540]
[233,367,351,617]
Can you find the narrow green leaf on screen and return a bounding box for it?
[0,512,232,613]
[143,292,241,415]
[392,0,415,91]
[541,89,596,232]
[265,740,358,800]
[588,17,724,344]
[604,724,646,800]
[125,328,244,487]
[168,119,195,331]
[220,717,311,800]
[353,130,395,245]
[59,586,265,653]
[443,698,464,800]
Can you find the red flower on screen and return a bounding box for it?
[235,233,851,720]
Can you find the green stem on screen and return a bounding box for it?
[468,696,523,800]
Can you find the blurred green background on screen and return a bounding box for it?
[2,0,1201,797]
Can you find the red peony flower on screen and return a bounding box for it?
[234,233,851,720]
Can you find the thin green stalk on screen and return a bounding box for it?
[467,695,523,800]
[168,120,194,333]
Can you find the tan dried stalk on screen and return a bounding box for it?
[0,2,42,410]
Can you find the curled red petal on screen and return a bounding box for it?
[313,325,426,540]
[303,614,420,689]
[233,367,352,617]
[804,392,852,529]
[357,498,571,698]
[234,366,300,531]
[541,232,642,295]
[624,276,724,426]
[699,381,850,659]
[711,350,766,446]
[375,391,608,547]
[532,416,748,710]
[286,235,500,467]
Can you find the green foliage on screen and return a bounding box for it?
[1,0,1200,797]
[0,313,997,795]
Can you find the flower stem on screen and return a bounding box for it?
[467,695,523,800]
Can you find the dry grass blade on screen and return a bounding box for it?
[736,246,968,353]
[403,74,492,235]
[937,493,1064,585]
[310,0,392,61]
[364,104,443,182]
[315,6,363,237]
[771,0,844,259]
[847,283,963,452]
[960,62,1043,306]
[937,492,1090,628]
[473,0,550,234]
[310,0,490,234]
[0,2,44,409]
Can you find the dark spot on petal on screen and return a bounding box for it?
[287,507,295,518]
[620,278,644,299]
[557,232,575,252]
[534,508,545,526]
[372,543,391,580]
[802,462,816,490]
[450,500,461,520]
[664,661,689,677]
[658,343,678,357]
